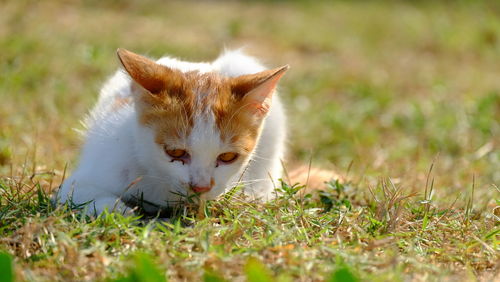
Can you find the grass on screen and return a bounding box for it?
[0,0,499,281]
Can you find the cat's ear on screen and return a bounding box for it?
[231,65,289,117]
[117,48,173,94]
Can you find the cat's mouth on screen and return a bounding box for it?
[187,189,215,200]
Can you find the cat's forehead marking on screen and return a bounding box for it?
[192,72,260,153]
[136,72,195,143]
[138,71,260,153]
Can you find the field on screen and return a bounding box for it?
[0,0,499,281]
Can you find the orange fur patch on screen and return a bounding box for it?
[136,71,196,144]
[137,71,260,153]
[117,49,285,153]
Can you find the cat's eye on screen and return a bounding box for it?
[217,152,238,164]
[165,148,187,158]
[164,147,189,165]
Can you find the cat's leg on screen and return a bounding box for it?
[57,177,135,217]
[242,135,284,200]
[241,160,281,201]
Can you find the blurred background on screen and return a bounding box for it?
[0,0,498,203]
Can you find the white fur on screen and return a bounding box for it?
[56,50,286,216]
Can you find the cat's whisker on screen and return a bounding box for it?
[138,174,172,182]
[219,101,257,134]
[229,178,269,185]
[248,154,273,161]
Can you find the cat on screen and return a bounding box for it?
[56,48,288,216]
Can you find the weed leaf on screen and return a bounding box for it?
[112,252,166,282]
[329,266,358,282]
[0,252,14,282]
[244,257,273,282]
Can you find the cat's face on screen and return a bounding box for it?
[117,49,287,200]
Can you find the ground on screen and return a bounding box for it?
[0,1,498,281]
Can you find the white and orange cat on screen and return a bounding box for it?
[56,48,288,215]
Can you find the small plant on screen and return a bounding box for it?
[319,179,352,213]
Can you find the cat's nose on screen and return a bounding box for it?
[191,186,211,193]
[190,178,215,193]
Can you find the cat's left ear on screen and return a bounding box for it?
[231,65,289,118]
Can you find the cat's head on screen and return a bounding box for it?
[117,49,288,201]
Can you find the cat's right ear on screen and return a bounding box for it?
[117,48,172,94]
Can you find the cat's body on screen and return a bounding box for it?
[56,49,288,215]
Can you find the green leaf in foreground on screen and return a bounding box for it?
[0,251,14,282]
[329,265,359,282]
[203,269,226,282]
[112,252,166,282]
[244,257,273,282]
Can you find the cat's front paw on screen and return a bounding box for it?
[89,196,136,217]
